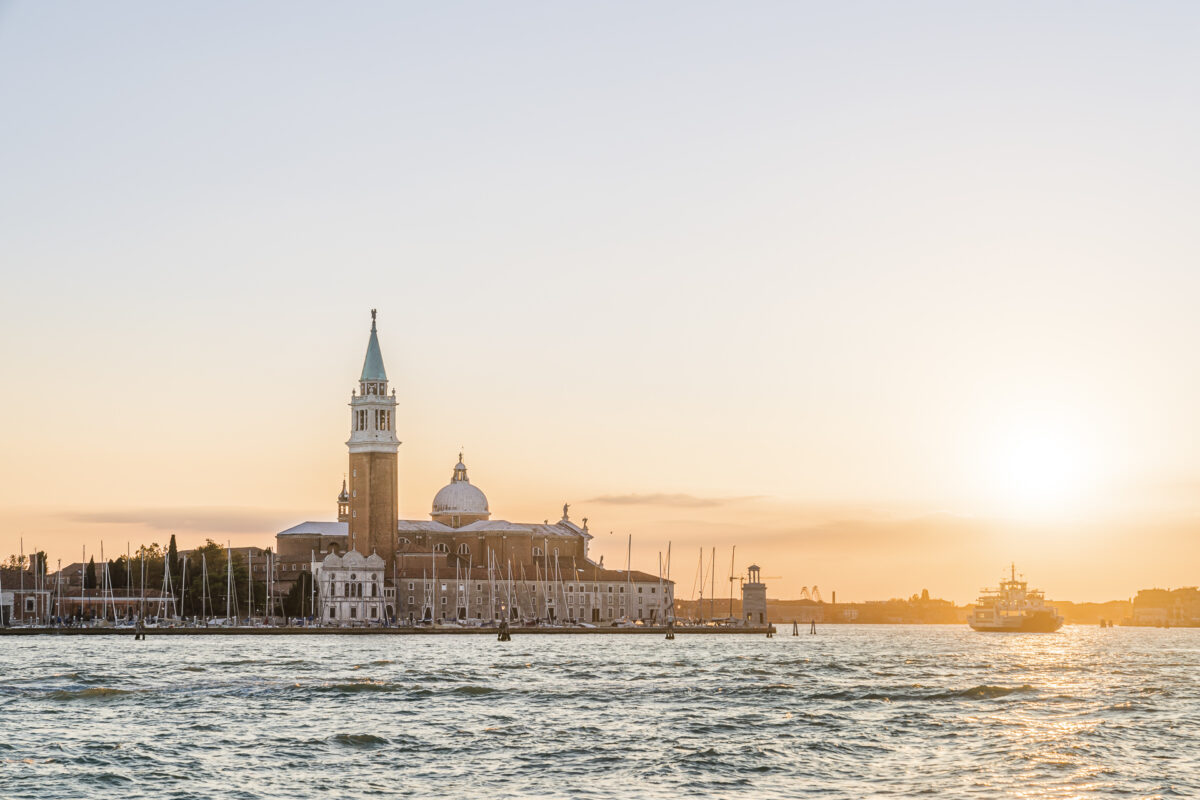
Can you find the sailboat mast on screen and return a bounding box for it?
[710,547,715,623]
[225,541,232,622]
[100,541,107,622]
[728,545,735,620]
[626,534,632,619]
[201,553,208,622]
[247,549,253,620]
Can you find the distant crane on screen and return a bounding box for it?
[798,585,823,603]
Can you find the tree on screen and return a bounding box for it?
[167,534,179,586]
[85,557,97,590]
[283,570,315,618]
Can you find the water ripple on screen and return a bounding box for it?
[1,626,1198,798]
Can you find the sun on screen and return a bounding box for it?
[985,424,1096,518]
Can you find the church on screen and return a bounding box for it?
[275,312,674,625]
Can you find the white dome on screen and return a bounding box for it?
[432,481,489,516]
[431,457,490,521]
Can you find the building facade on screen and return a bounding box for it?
[276,312,674,625]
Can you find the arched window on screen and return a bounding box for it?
[457,543,471,556]
[433,542,449,554]
[532,546,543,557]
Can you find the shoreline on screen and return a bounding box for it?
[0,625,777,636]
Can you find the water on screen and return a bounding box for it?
[1,626,1197,799]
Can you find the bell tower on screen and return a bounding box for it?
[346,309,399,569]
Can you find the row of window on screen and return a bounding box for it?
[402,581,662,595]
[328,605,380,619]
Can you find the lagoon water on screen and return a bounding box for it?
[1,626,1197,799]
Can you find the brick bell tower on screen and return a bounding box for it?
[346,309,399,570]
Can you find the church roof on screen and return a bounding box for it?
[278,521,348,537]
[397,520,456,533]
[360,310,387,382]
[396,518,589,538]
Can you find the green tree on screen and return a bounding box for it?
[85,557,97,590]
[182,540,225,619]
[283,571,315,618]
[167,534,179,589]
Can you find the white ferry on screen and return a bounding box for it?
[968,565,1063,633]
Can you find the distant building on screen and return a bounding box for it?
[742,565,767,625]
[1,567,51,624]
[1132,587,1200,626]
[276,312,674,625]
[319,550,387,624]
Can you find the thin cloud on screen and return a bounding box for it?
[584,493,763,508]
[60,507,286,534]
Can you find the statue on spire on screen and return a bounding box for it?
[562,502,570,520]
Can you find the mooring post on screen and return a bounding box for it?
[792,620,799,636]
[809,619,816,635]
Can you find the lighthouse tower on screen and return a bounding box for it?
[346,310,399,568]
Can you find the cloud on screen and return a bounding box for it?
[583,493,763,508]
[60,507,288,534]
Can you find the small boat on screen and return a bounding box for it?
[968,564,1063,633]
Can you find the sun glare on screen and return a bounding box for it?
[986,424,1096,518]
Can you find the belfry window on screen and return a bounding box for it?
[356,410,368,431]
[457,543,470,556]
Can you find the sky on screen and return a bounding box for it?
[1,1,1198,603]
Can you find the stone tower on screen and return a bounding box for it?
[742,564,768,626]
[346,310,399,568]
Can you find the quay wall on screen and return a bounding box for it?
[0,625,775,637]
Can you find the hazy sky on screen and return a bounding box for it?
[1,2,1198,602]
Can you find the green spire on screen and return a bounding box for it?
[360,309,387,382]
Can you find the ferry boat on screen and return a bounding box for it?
[968,565,1063,632]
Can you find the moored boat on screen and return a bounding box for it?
[968,564,1063,632]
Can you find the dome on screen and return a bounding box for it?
[431,455,490,526]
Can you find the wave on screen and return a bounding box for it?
[47,687,136,701]
[800,684,1037,702]
[950,684,1035,700]
[311,681,398,694]
[451,685,497,696]
[330,733,388,747]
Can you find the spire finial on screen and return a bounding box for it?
[370,308,377,331]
